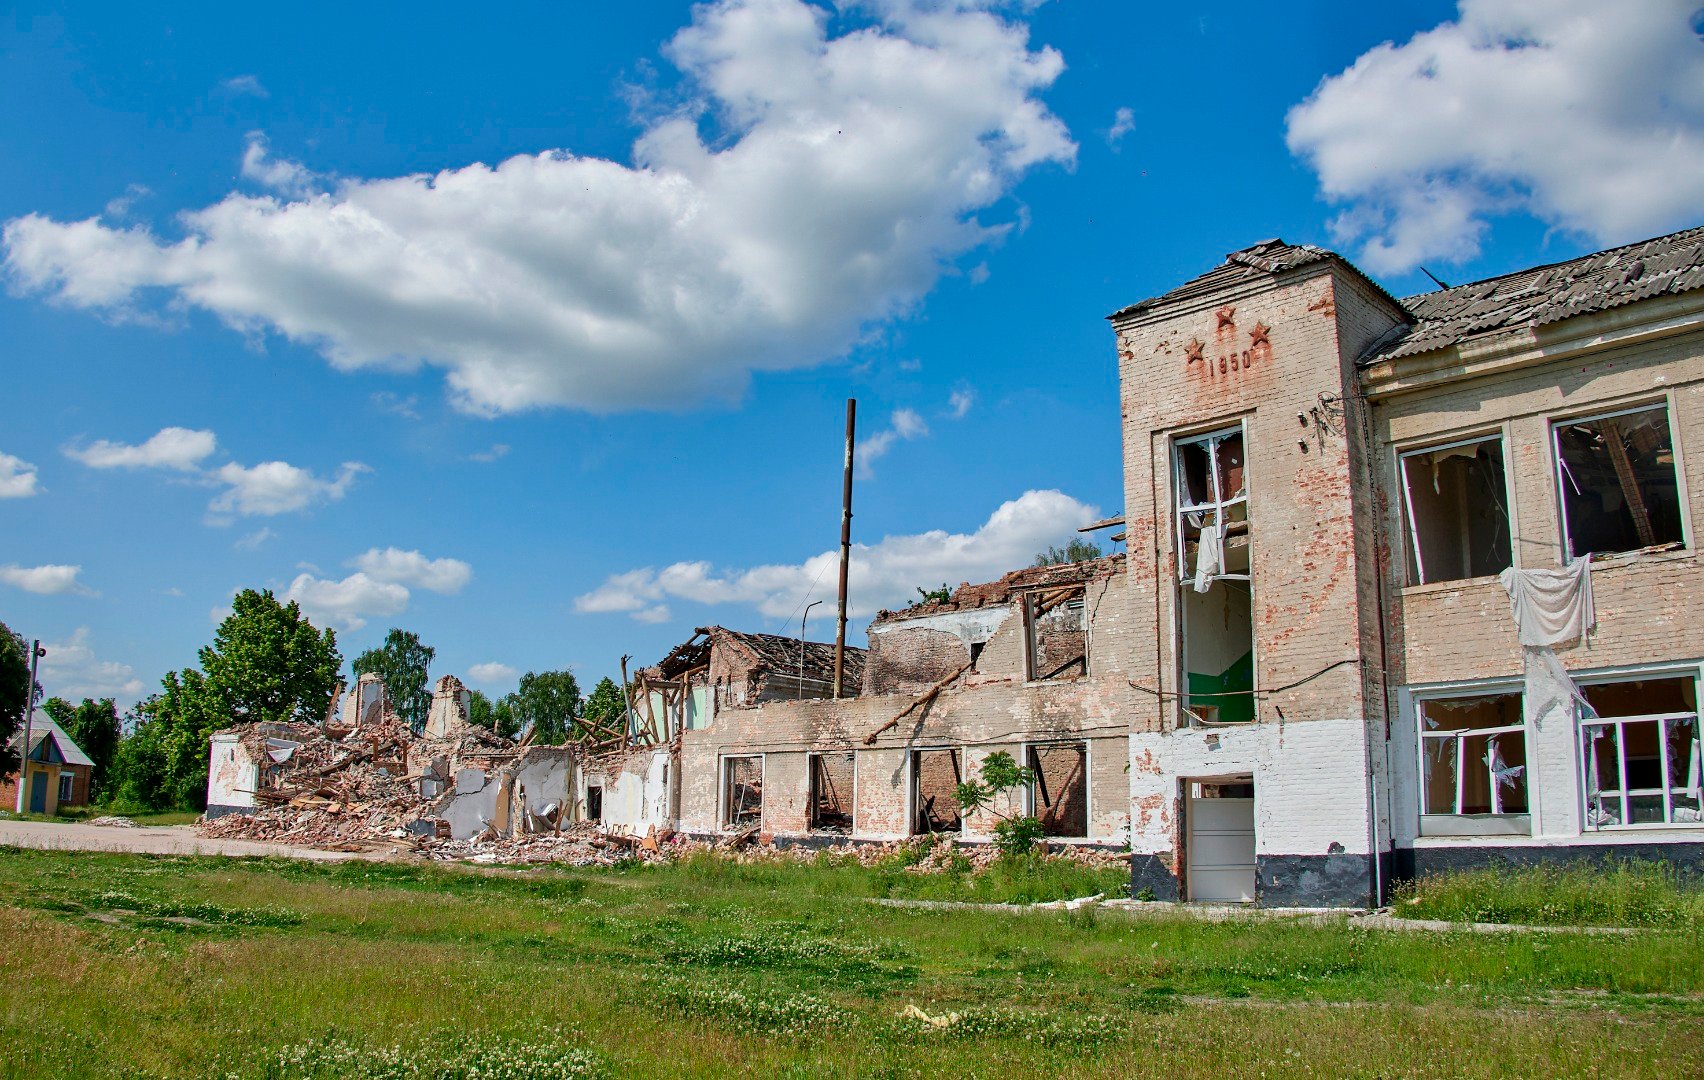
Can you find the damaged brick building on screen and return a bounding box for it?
[1112,225,1704,905]
[610,561,1137,847]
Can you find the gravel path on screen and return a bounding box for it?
[0,818,397,863]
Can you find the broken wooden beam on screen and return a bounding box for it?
[863,660,974,745]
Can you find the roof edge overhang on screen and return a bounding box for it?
[1108,252,1410,331]
[1360,290,1704,401]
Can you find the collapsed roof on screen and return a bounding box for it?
[872,553,1125,625]
[647,625,866,686]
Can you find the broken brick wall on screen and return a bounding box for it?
[675,571,1141,842]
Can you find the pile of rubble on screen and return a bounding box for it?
[199,673,569,851]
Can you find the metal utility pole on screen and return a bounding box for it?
[834,398,855,698]
[14,640,44,814]
[800,600,823,699]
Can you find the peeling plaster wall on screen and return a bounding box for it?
[583,749,672,833]
[205,733,258,818]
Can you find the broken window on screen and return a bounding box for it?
[722,755,763,830]
[1419,692,1528,820]
[1175,426,1254,724]
[1554,404,1685,559]
[1399,436,1512,584]
[913,748,962,834]
[586,784,603,823]
[809,752,855,833]
[1580,674,1701,828]
[1028,743,1088,837]
[1023,586,1087,680]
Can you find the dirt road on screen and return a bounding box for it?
[0,818,395,863]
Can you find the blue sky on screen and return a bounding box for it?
[2,0,1700,706]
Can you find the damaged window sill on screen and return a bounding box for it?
[1419,814,1531,838]
[1401,574,1506,597]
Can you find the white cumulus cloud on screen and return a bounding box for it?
[1,0,1074,415]
[575,488,1100,622]
[350,547,472,594]
[38,628,145,701]
[283,571,410,632]
[855,407,929,475]
[1286,0,1704,274]
[0,563,96,597]
[0,452,40,498]
[208,460,367,518]
[466,662,519,684]
[64,426,217,471]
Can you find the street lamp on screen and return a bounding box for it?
[799,601,823,700]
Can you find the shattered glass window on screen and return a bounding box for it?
[1554,405,1684,559]
[1419,692,1527,816]
[1400,436,1512,584]
[1580,675,1701,829]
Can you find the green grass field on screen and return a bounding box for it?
[0,847,1699,1078]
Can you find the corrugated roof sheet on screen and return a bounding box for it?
[1108,240,1336,321]
[1365,225,1704,364]
[7,715,95,768]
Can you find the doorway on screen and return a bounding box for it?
[1186,777,1255,902]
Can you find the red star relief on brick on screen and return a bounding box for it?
[1184,338,1204,363]
[1216,305,1236,328]
[1250,321,1270,346]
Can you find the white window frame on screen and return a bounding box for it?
[1396,432,1513,586]
[1172,424,1250,584]
[719,753,764,831]
[1413,682,1531,836]
[1577,666,1703,831]
[57,770,74,804]
[1551,400,1688,562]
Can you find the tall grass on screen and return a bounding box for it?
[0,848,1700,1077]
[1392,861,1703,928]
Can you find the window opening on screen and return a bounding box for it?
[1419,692,1527,816]
[809,752,855,833]
[1175,425,1253,724]
[1023,586,1087,680]
[57,771,74,804]
[968,641,986,670]
[1580,675,1701,828]
[722,755,763,829]
[585,784,603,823]
[912,749,963,833]
[1028,743,1088,837]
[1399,436,1512,584]
[1554,404,1684,559]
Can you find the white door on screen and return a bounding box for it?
[1187,794,1256,902]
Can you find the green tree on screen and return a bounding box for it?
[955,750,1044,857]
[0,620,41,756]
[352,629,434,733]
[507,670,581,744]
[43,697,121,801]
[104,590,341,810]
[1033,538,1102,567]
[202,590,344,726]
[467,688,495,731]
[580,677,627,734]
[491,696,521,740]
